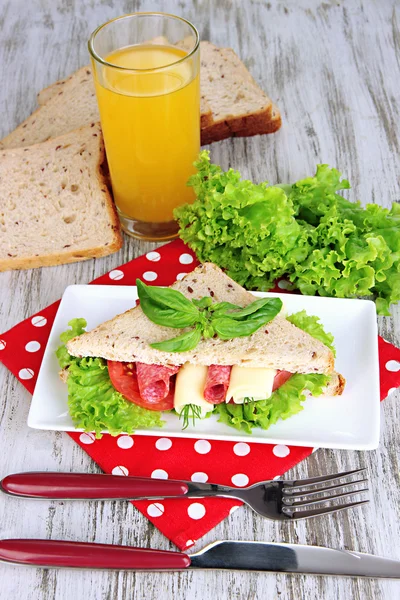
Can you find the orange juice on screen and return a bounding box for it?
[93,44,200,226]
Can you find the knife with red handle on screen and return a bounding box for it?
[0,539,189,570]
[1,539,400,577]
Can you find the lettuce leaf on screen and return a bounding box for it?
[216,373,330,433]
[56,318,87,368]
[56,319,163,438]
[175,151,313,291]
[286,310,336,356]
[175,154,400,314]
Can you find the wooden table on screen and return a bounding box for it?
[1,1,399,598]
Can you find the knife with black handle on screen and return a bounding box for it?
[1,539,399,578]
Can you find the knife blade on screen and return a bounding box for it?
[190,541,400,578]
[0,539,399,578]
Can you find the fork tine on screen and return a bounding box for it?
[284,468,367,489]
[282,499,369,519]
[282,479,368,498]
[283,487,369,507]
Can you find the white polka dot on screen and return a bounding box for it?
[194,439,211,454]
[79,432,96,445]
[277,280,293,290]
[187,502,206,520]
[385,360,400,372]
[233,442,250,456]
[0,340,6,350]
[229,506,240,515]
[151,469,168,479]
[273,444,290,458]
[31,315,47,327]
[109,269,124,281]
[191,472,208,483]
[179,253,194,265]
[18,368,34,380]
[112,466,129,476]
[142,271,158,282]
[117,436,134,449]
[147,503,165,517]
[387,387,398,396]
[146,251,161,262]
[25,341,41,353]
[186,539,195,547]
[231,473,249,487]
[176,272,187,281]
[155,438,172,451]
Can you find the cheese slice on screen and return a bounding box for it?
[226,366,276,404]
[174,363,214,416]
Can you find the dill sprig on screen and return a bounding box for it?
[179,404,203,430]
[243,397,255,405]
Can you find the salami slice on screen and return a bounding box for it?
[204,365,232,404]
[136,362,180,402]
[108,361,176,411]
[272,370,292,391]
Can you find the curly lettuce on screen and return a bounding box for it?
[216,373,330,433]
[56,319,163,438]
[175,153,400,314]
[175,151,313,291]
[286,310,336,356]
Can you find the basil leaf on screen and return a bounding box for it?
[192,297,213,309]
[202,323,215,339]
[137,279,199,315]
[209,301,240,316]
[212,298,282,340]
[225,298,282,320]
[137,279,200,328]
[150,327,202,352]
[212,317,266,339]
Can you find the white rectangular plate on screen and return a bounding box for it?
[28,285,380,450]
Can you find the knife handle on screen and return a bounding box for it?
[0,539,191,570]
[1,472,189,500]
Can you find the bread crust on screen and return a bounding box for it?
[201,106,281,145]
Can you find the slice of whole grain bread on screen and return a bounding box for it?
[0,123,122,271]
[67,263,335,374]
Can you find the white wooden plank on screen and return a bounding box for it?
[0,1,399,599]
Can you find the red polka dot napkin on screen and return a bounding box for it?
[1,239,399,550]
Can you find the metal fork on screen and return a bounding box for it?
[0,469,368,520]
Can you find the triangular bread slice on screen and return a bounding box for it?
[0,123,122,271]
[67,263,335,374]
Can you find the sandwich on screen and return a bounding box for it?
[57,263,345,437]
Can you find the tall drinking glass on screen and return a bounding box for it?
[88,13,200,240]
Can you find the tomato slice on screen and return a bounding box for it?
[272,370,292,391]
[107,361,175,411]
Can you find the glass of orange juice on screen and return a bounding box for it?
[88,13,200,241]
